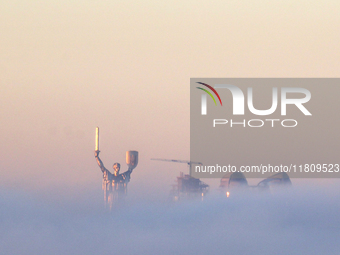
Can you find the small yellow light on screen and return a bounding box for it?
[201,193,204,197]
[226,191,230,198]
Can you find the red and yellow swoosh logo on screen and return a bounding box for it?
[196,82,222,106]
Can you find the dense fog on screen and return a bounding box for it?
[1,184,339,255]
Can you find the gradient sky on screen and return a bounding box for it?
[1,0,340,194]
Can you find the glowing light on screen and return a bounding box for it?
[226,191,230,197]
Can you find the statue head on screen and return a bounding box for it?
[113,163,120,176]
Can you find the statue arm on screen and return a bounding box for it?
[94,151,108,173]
[120,168,133,181]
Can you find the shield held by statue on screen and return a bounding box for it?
[126,151,138,170]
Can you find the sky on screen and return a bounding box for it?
[1,0,340,193]
[1,1,340,254]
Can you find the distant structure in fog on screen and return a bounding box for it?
[94,127,138,209]
[220,172,292,197]
[151,158,209,201]
[256,172,292,190]
[170,172,209,201]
